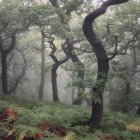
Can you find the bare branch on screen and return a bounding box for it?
[106,23,113,34]
[108,36,118,60]
[45,64,53,73]
[120,32,140,54]
[38,26,45,33]
[33,47,41,52]
[108,33,140,60]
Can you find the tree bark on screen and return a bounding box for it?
[82,0,129,127]
[51,56,69,102]
[0,33,16,95]
[51,64,59,101]
[90,45,109,127]
[49,40,70,102]
[137,106,140,115]
[39,31,46,101]
[1,52,8,94]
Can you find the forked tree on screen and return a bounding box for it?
[49,0,85,105]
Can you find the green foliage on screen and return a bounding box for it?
[80,130,106,140]
[0,0,29,36]
[0,95,140,139]
[0,100,10,111]
[38,105,90,128]
[15,124,40,138]
[63,0,83,16]
[0,1,140,140]
[110,60,132,81]
[0,94,90,138]
[20,4,57,26]
[64,132,80,140]
[101,112,140,140]
[108,129,140,140]
[101,112,127,131]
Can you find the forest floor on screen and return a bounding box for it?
[0,94,140,140]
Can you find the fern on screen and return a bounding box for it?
[0,100,10,111]
[14,124,40,140]
[1,94,140,140]
[64,132,80,140]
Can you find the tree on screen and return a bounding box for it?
[49,0,86,105]
[9,45,28,95]
[82,0,129,127]
[48,39,70,102]
[24,4,59,100]
[0,0,29,95]
[107,0,140,113]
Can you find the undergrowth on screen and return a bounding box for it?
[0,94,140,140]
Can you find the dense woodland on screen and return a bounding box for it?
[0,0,140,139]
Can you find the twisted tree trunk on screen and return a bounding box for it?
[49,0,85,105]
[49,41,70,102]
[82,0,129,127]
